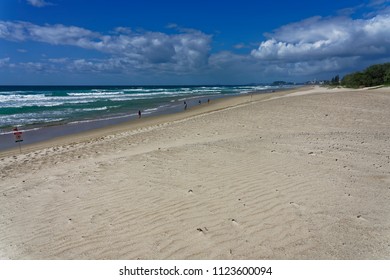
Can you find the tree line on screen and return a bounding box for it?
[340,63,390,88]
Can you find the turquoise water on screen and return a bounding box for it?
[0,85,292,133]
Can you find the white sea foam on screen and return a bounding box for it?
[0,95,42,106]
[67,91,124,96]
[0,127,42,135]
[144,107,158,112]
[79,107,108,112]
[67,113,136,125]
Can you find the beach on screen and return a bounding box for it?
[0,86,389,259]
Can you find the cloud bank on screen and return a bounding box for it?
[0,21,211,74]
[251,15,390,61]
[245,13,390,80]
[1,11,390,83]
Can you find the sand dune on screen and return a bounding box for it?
[1,86,389,259]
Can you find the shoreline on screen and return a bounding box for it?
[0,86,304,157]
[0,85,294,144]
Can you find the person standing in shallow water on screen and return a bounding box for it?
[138,110,141,118]
[184,101,187,110]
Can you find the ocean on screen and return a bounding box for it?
[0,85,294,150]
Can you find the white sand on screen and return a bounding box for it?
[1,86,389,259]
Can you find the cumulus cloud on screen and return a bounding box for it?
[26,0,51,7]
[0,20,211,74]
[251,14,390,62]
[245,13,390,80]
[96,30,211,71]
[2,11,390,83]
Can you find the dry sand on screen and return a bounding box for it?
[1,86,389,259]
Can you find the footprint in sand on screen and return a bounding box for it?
[230,218,239,226]
[356,215,367,221]
[196,227,208,234]
[289,201,306,211]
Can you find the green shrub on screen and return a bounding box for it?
[341,63,390,88]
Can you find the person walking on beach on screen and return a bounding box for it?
[184,101,187,110]
[138,110,141,118]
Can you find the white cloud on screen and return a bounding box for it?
[2,12,390,84]
[251,14,390,62]
[368,0,390,7]
[1,21,99,45]
[0,21,211,74]
[26,0,51,7]
[0,57,10,67]
[19,61,47,72]
[0,21,98,44]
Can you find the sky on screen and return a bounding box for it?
[0,0,390,85]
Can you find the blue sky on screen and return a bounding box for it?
[0,0,390,85]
